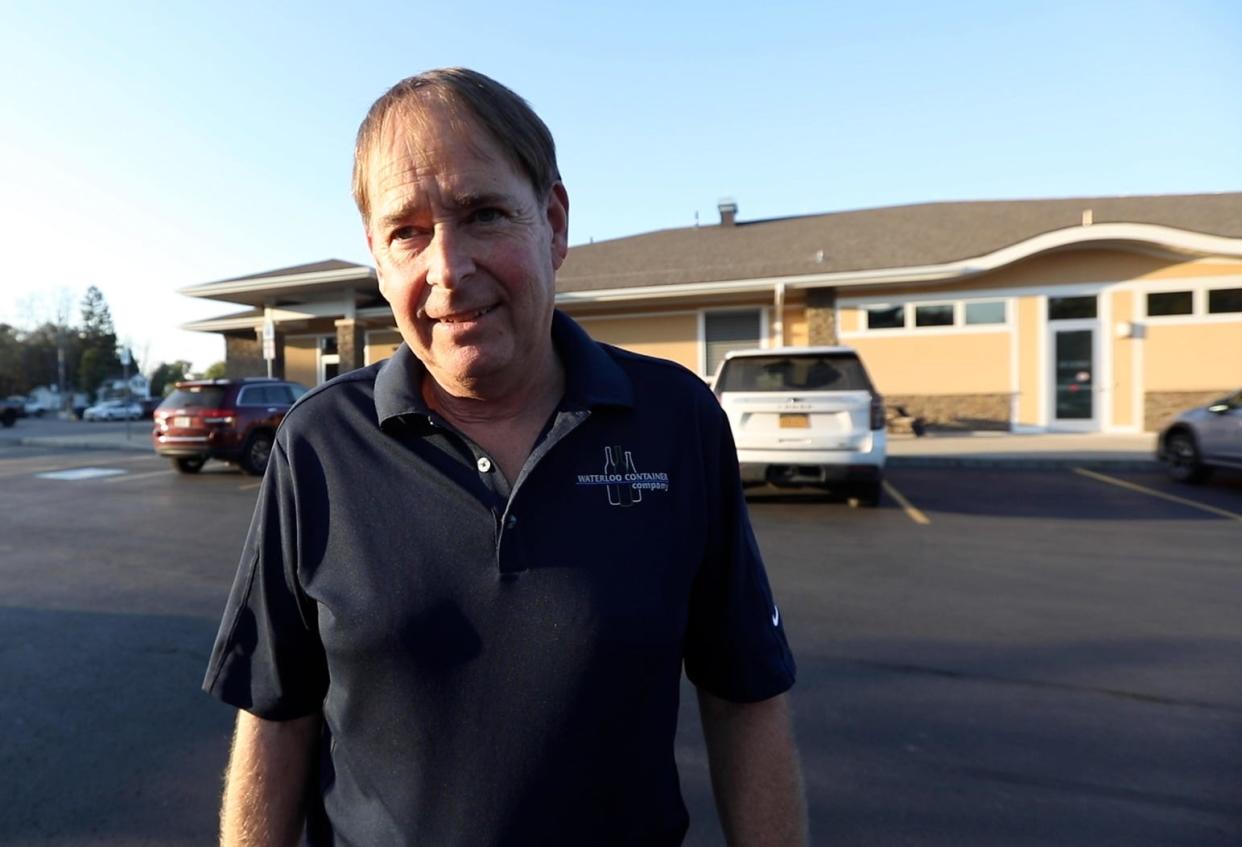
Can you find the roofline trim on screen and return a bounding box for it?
[556,223,1242,303]
[179,266,377,299]
[182,316,263,332]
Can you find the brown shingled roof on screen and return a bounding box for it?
[556,193,1242,293]
[210,259,373,284]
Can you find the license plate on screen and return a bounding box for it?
[174,416,192,428]
[779,413,810,429]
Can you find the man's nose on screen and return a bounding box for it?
[424,226,474,289]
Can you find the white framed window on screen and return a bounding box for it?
[1145,290,1193,317]
[913,303,954,327]
[964,300,1007,325]
[852,297,1009,333]
[1140,280,1242,321]
[1207,287,1242,314]
[866,304,905,329]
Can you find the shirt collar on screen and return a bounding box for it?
[374,310,633,429]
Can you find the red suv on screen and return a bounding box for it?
[152,378,308,475]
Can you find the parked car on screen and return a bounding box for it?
[151,378,308,475]
[1157,389,1242,483]
[5,396,29,419]
[83,400,145,421]
[0,397,21,427]
[713,346,887,505]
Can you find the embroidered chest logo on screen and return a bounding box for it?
[576,445,670,506]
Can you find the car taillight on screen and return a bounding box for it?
[200,409,235,425]
[870,395,885,430]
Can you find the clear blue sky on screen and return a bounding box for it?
[1,0,1238,371]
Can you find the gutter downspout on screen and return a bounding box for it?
[773,282,786,348]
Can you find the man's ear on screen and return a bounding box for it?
[547,182,570,270]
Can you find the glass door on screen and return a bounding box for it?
[1046,295,1100,431]
[1053,329,1094,424]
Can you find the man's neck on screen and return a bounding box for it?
[421,344,565,485]
[422,342,564,426]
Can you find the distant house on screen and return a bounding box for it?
[97,374,150,401]
[181,192,1242,432]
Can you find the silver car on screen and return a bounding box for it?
[1157,389,1242,483]
[83,400,144,422]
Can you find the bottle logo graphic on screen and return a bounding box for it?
[604,445,639,506]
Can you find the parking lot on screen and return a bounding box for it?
[0,436,1239,845]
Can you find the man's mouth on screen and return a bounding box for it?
[436,304,497,324]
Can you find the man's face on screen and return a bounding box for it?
[365,103,569,394]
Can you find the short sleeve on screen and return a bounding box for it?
[202,439,328,719]
[683,400,796,702]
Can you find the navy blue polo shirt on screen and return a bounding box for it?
[204,311,795,846]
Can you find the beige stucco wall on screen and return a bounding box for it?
[575,313,699,371]
[365,329,403,365]
[775,306,809,347]
[847,332,1011,395]
[838,307,860,334]
[1140,258,1242,280]
[1145,322,1242,391]
[842,252,1242,301]
[1110,290,1136,428]
[1016,296,1042,426]
[284,336,318,387]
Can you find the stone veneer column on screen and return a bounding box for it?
[335,319,366,373]
[806,287,838,345]
[225,333,267,378]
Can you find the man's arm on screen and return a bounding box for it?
[220,710,321,847]
[697,689,808,846]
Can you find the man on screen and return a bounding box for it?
[204,68,806,846]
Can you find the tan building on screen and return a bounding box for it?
[183,192,1242,433]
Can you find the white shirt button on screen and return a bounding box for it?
[476,456,492,473]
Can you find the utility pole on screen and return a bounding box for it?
[56,325,67,418]
[120,346,132,440]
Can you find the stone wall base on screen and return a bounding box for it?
[884,393,1011,431]
[1144,390,1231,432]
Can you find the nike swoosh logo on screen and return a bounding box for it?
[771,606,780,627]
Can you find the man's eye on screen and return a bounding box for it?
[392,226,416,241]
[473,208,504,224]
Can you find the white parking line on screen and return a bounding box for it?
[1072,467,1242,523]
[101,469,177,484]
[238,482,262,491]
[882,479,931,525]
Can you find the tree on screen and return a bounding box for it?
[203,361,228,380]
[150,360,193,396]
[21,321,78,395]
[0,323,22,396]
[77,286,120,399]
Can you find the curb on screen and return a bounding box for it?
[888,456,1160,471]
[18,437,152,453]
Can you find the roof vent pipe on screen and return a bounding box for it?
[718,198,738,226]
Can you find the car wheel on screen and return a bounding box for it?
[240,431,274,476]
[1164,431,1209,484]
[0,409,15,428]
[172,457,206,474]
[855,480,883,508]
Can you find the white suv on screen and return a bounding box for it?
[713,346,887,505]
